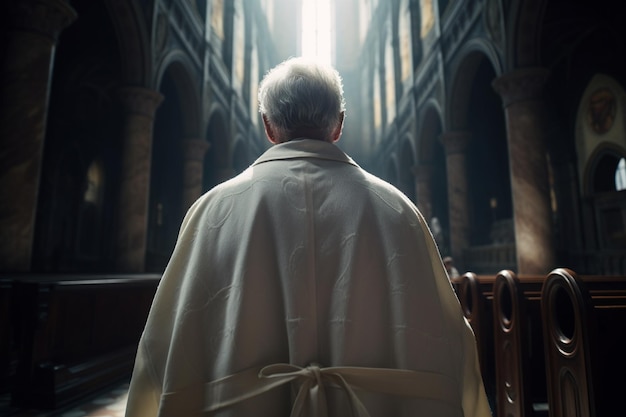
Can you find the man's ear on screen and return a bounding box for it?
[262,114,280,144]
[331,112,345,143]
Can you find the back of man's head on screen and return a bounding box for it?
[258,57,346,143]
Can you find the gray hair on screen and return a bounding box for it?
[258,57,346,141]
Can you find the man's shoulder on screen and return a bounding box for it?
[355,169,416,204]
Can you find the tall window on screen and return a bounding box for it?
[250,42,259,124]
[420,0,434,38]
[232,0,245,89]
[211,0,224,39]
[301,0,332,64]
[616,158,626,191]
[359,0,372,44]
[385,22,396,124]
[399,0,413,82]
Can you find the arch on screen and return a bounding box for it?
[447,47,513,249]
[416,100,444,163]
[446,40,503,131]
[581,143,626,251]
[146,68,187,272]
[507,0,547,69]
[416,101,448,246]
[583,144,626,196]
[155,52,202,138]
[104,0,151,85]
[34,0,125,272]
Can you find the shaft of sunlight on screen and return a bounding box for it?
[301,0,332,65]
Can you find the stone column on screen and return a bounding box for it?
[0,0,77,271]
[441,131,471,269]
[493,68,555,274]
[116,87,163,272]
[182,139,211,211]
[413,164,433,223]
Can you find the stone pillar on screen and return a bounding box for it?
[413,164,433,223]
[116,87,163,272]
[493,68,555,274]
[0,0,77,271]
[441,131,471,269]
[182,139,211,211]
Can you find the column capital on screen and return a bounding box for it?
[183,138,211,161]
[117,87,164,118]
[9,0,77,42]
[492,67,550,108]
[440,131,471,155]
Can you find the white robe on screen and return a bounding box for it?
[125,139,491,417]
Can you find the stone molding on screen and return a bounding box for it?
[492,67,550,108]
[9,0,77,42]
[117,87,164,118]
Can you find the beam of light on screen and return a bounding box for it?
[301,0,332,65]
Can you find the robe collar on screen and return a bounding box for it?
[252,138,359,168]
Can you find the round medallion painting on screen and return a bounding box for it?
[587,88,616,134]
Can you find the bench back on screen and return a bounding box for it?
[10,274,160,408]
[492,270,547,417]
[541,268,626,417]
[455,272,497,402]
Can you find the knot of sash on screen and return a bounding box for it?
[202,363,461,417]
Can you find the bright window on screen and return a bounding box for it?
[616,157,626,191]
[301,0,332,65]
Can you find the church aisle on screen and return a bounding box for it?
[1,381,128,417]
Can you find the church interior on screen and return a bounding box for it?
[1,0,625,415]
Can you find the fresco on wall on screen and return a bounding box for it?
[576,74,626,195]
[587,88,616,135]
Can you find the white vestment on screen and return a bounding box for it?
[125,139,491,417]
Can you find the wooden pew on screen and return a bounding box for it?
[492,270,548,417]
[541,268,626,417]
[455,272,497,406]
[10,274,160,409]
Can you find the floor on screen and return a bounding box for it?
[0,381,129,417]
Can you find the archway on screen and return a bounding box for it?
[447,47,513,272]
[33,0,124,272]
[146,67,186,272]
[583,147,626,252]
[466,58,512,246]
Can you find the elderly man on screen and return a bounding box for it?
[125,57,491,417]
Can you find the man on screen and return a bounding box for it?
[125,57,491,417]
